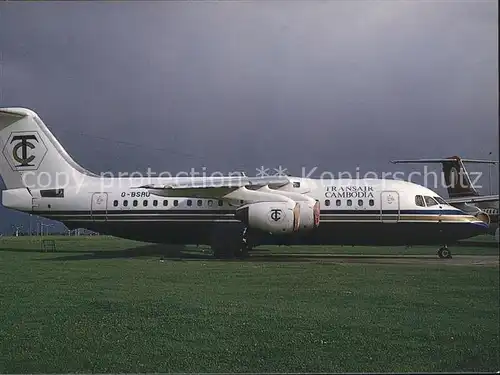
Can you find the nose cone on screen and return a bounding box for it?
[472,221,490,234]
[465,218,490,239]
[443,213,490,243]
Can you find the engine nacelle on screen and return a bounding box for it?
[235,201,300,234]
[295,200,320,230]
[475,211,491,226]
[252,185,320,231]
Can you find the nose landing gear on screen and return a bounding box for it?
[437,246,452,259]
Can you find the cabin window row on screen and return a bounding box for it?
[324,199,375,207]
[112,199,226,208]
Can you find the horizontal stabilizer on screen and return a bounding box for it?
[391,158,498,165]
[446,194,499,205]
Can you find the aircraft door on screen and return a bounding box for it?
[31,197,40,212]
[380,191,400,222]
[91,192,108,221]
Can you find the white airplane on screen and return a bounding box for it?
[0,108,490,259]
[391,156,499,241]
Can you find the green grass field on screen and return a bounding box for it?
[0,236,498,372]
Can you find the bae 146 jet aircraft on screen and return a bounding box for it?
[0,108,490,259]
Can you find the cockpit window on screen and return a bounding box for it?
[434,196,447,205]
[415,195,425,207]
[424,196,438,207]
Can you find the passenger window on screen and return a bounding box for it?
[347,199,352,206]
[325,199,330,206]
[113,200,118,207]
[174,200,178,207]
[369,199,374,206]
[415,195,425,207]
[133,200,138,207]
[218,200,223,207]
[197,200,203,207]
[123,200,128,207]
[153,200,158,207]
[336,200,341,206]
[143,200,148,207]
[163,200,168,206]
[187,200,192,207]
[358,199,363,206]
[208,200,213,207]
[424,196,438,207]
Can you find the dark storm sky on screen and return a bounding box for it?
[0,1,498,232]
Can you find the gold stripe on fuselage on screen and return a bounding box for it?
[319,213,483,223]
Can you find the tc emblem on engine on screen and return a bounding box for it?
[269,208,283,222]
[3,131,48,171]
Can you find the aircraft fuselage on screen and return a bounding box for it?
[2,177,488,247]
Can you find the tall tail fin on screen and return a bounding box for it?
[0,107,97,190]
[441,156,479,198]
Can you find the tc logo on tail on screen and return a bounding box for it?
[2,132,47,170]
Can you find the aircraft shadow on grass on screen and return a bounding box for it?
[454,241,499,248]
[0,243,441,262]
[0,243,198,261]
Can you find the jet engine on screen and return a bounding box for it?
[235,201,301,234]
[295,200,321,230]
[250,185,320,231]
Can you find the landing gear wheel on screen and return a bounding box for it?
[237,228,250,259]
[438,247,452,259]
[236,244,250,260]
[231,248,245,260]
[213,244,248,259]
[211,224,248,260]
[212,247,234,259]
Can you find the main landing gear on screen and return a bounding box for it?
[212,242,250,259]
[211,225,250,260]
[437,246,452,259]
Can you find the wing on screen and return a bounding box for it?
[137,176,291,198]
[446,194,499,204]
